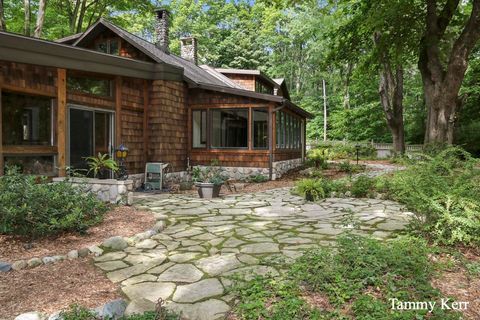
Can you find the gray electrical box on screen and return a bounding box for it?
[144,163,165,191]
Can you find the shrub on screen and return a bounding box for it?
[293,179,327,201]
[248,174,269,183]
[307,148,331,169]
[351,175,375,197]
[380,147,480,246]
[337,160,365,174]
[0,168,108,238]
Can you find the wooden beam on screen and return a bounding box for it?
[3,146,57,155]
[0,88,3,176]
[143,79,149,164]
[0,84,56,98]
[115,76,122,147]
[57,68,67,177]
[248,107,252,150]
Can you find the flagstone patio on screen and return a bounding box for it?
[94,188,412,319]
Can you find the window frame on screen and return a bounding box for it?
[192,109,208,149]
[252,108,269,150]
[210,108,249,150]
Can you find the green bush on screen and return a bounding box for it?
[307,148,331,169]
[293,179,327,201]
[351,175,375,198]
[0,168,108,238]
[379,147,480,246]
[337,160,365,174]
[248,174,269,183]
[233,235,461,320]
[313,142,376,160]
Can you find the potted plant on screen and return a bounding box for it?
[192,162,228,198]
[85,153,119,179]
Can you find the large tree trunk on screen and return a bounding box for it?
[419,0,480,145]
[0,0,6,31]
[34,0,47,38]
[374,33,406,155]
[24,0,30,36]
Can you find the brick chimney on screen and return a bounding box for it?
[180,37,198,65]
[154,8,170,53]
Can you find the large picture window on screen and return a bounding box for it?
[253,109,268,149]
[211,109,248,148]
[2,92,52,146]
[192,110,207,148]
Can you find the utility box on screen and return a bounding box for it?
[144,163,167,191]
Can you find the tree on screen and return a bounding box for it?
[0,0,6,31]
[419,0,480,144]
[33,0,47,37]
[24,0,30,35]
[374,33,406,154]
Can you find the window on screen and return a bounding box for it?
[276,111,281,148]
[253,109,268,149]
[2,92,52,146]
[67,75,112,97]
[96,39,120,55]
[192,110,207,148]
[275,111,302,149]
[255,80,274,95]
[211,109,248,148]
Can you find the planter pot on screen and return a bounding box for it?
[196,183,222,199]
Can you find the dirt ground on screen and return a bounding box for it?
[0,259,121,319]
[0,206,156,263]
[432,249,480,320]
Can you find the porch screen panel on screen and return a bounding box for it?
[192,110,207,148]
[211,109,248,148]
[2,92,52,146]
[253,109,268,149]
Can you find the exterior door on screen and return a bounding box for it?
[68,106,114,174]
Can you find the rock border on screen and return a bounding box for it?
[1,220,167,273]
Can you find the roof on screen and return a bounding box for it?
[74,19,235,88]
[272,78,290,100]
[215,68,278,89]
[55,32,83,44]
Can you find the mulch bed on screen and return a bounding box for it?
[431,249,480,320]
[0,259,121,319]
[0,206,156,262]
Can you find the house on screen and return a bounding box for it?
[0,8,312,185]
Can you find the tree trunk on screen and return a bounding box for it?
[24,0,30,36]
[34,0,47,38]
[374,33,406,155]
[419,0,480,145]
[0,0,6,31]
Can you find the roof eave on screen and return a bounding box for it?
[0,32,183,81]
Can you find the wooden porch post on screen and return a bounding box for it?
[57,68,67,177]
[115,76,122,147]
[0,88,3,176]
[143,80,149,164]
[268,103,274,180]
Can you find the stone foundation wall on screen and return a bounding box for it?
[196,158,303,181]
[52,178,133,204]
[272,158,303,180]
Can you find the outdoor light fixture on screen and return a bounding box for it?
[116,144,129,160]
[115,144,129,180]
[355,144,361,165]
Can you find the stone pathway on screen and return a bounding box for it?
[94,188,412,320]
